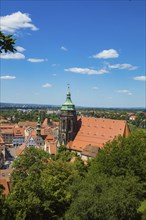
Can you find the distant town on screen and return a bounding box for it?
[1,89,146,170]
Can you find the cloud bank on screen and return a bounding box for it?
[108,63,138,70]
[0,52,25,59]
[133,76,146,81]
[1,11,38,33]
[92,49,119,59]
[64,67,108,75]
[0,75,16,79]
[27,58,47,63]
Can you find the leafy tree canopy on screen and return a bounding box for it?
[0,31,16,53]
[6,147,86,220]
[65,130,146,220]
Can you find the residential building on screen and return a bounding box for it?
[13,127,25,147]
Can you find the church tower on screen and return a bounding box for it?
[36,117,41,136]
[59,86,78,146]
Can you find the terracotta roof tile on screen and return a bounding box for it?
[68,117,130,152]
[0,178,10,195]
[13,127,24,137]
[45,140,57,155]
[15,143,26,156]
[81,145,99,157]
[49,142,57,155]
[18,121,37,128]
[0,169,13,195]
[0,136,4,144]
[0,124,16,129]
[45,133,54,141]
[42,118,48,128]
[1,129,13,134]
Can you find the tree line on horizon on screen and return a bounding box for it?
[1,109,146,129]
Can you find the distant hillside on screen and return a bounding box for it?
[0,102,145,112]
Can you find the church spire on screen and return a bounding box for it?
[61,85,75,111]
[36,117,41,136]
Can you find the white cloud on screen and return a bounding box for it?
[92,86,98,90]
[1,11,38,33]
[61,46,68,51]
[27,58,47,63]
[92,49,119,59]
[0,75,16,80]
[15,46,26,52]
[133,76,146,81]
[0,52,25,59]
[64,67,108,75]
[42,83,52,88]
[115,90,132,95]
[108,63,138,70]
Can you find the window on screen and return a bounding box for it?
[63,120,65,129]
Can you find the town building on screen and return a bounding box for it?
[59,88,130,161]
[13,127,25,147]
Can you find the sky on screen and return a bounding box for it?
[0,0,146,108]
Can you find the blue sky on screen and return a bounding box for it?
[0,0,145,108]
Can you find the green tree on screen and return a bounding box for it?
[65,175,142,220]
[0,31,16,53]
[91,130,146,181]
[0,185,13,220]
[11,147,51,184]
[6,147,86,220]
[65,130,146,220]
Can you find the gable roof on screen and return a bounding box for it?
[0,136,4,144]
[68,117,130,152]
[45,141,57,155]
[1,129,13,134]
[0,178,10,195]
[13,127,24,137]
[15,143,26,156]
[18,121,37,128]
[0,169,13,195]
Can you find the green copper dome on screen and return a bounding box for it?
[61,87,75,111]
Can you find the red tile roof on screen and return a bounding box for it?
[41,128,51,136]
[49,142,57,155]
[68,117,130,152]
[0,178,10,195]
[45,141,57,155]
[45,133,54,141]
[81,144,99,157]
[1,129,13,134]
[13,127,24,137]
[0,136,4,144]
[0,169,13,195]
[0,124,16,129]
[42,118,48,128]
[18,121,37,128]
[15,143,26,156]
